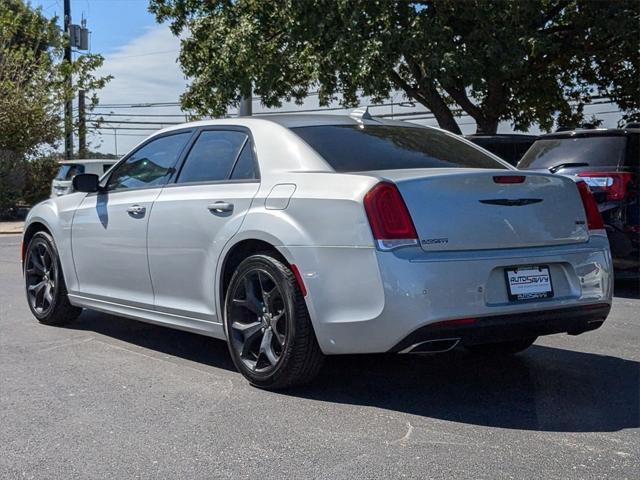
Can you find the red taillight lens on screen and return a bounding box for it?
[576,181,605,230]
[577,172,635,201]
[364,182,417,243]
[493,175,525,184]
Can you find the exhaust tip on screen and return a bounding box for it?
[401,338,460,354]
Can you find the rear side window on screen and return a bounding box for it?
[102,163,114,174]
[106,132,191,191]
[291,125,505,172]
[55,164,85,180]
[519,136,627,169]
[177,130,248,183]
[230,142,257,180]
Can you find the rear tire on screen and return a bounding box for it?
[465,337,537,355]
[24,231,82,326]
[224,254,324,389]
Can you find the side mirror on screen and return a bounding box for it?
[72,173,100,193]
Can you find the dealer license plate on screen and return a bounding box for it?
[505,266,553,301]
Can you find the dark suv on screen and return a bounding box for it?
[518,128,639,279]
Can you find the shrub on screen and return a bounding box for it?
[0,149,26,214]
[22,156,59,206]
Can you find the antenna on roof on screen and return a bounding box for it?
[350,106,372,120]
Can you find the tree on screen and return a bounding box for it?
[150,0,640,134]
[0,1,111,155]
[0,0,110,211]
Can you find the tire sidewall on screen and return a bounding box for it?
[224,254,299,386]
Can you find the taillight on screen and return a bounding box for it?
[576,181,605,230]
[577,172,635,201]
[364,182,418,250]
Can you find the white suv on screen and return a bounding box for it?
[51,159,116,197]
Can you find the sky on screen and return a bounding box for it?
[30,0,624,156]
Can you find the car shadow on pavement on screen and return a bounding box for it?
[67,311,638,434]
[66,310,236,371]
[614,279,639,300]
[291,346,639,433]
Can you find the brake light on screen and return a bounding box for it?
[493,175,525,184]
[576,181,605,230]
[364,182,417,250]
[577,172,635,201]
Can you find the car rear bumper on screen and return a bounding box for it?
[389,303,610,353]
[286,235,613,355]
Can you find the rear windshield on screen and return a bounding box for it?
[55,164,85,180]
[291,125,506,172]
[518,136,627,170]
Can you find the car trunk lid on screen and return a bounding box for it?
[372,169,589,252]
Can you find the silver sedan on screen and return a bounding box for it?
[21,114,613,388]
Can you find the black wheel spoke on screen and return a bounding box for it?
[30,255,45,274]
[259,328,278,366]
[28,280,46,294]
[242,276,262,315]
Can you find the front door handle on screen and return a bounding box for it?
[207,201,234,213]
[126,205,146,215]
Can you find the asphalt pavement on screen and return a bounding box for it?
[0,234,638,479]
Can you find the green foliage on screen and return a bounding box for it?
[0,0,111,155]
[150,0,640,134]
[0,149,26,213]
[0,0,111,212]
[21,156,59,206]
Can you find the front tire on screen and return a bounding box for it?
[24,231,81,326]
[465,337,537,355]
[224,254,324,389]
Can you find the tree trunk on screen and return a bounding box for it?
[475,118,499,135]
[389,69,462,135]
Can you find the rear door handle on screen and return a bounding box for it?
[126,205,146,215]
[207,201,234,213]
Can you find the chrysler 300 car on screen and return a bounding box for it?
[22,113,613,388]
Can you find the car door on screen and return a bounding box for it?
[71,131,193,308]
[147,128,260,322]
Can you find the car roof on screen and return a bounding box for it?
[58,159,117,165]
[538,128,640,140]
[156,113,428,134]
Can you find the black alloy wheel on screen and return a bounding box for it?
[228,268,288,373]
[224,254,324,389]
[24,231,81,325]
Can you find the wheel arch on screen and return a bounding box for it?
[217,237,290,315]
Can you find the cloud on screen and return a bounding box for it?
[90,25,187,154]
[96,25,185,105]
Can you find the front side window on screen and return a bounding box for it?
[177,130,249,184]
[106,132,191,191]
[291,125,506,172]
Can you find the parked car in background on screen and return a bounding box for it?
[51,159,116,197]
[23,115,612,389]
[519,128,639,279]
[466,134,538,166]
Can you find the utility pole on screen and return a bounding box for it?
[239,84,252,116]
[78,90,86,158]
[239,96,252,116]
[63,0,73,159]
